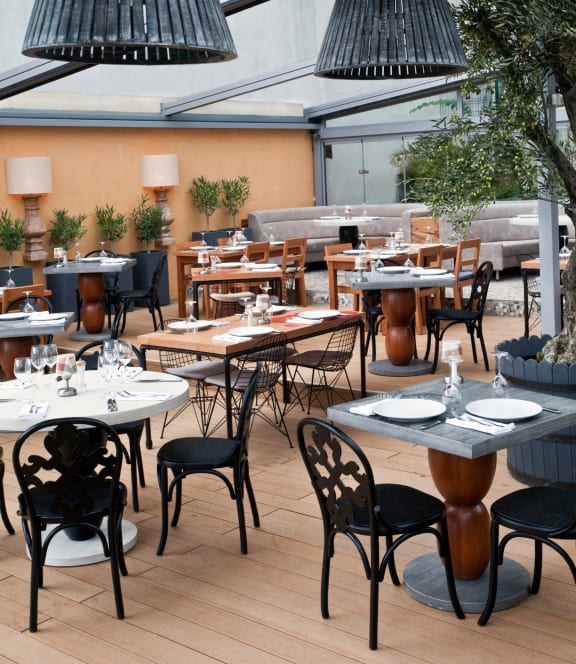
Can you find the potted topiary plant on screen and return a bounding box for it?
[48,208,88,257]
[0,208,30,286]
[95,204,128,254]
[220,176,251,230]
[129,195,169,305]
[187,176,221,232]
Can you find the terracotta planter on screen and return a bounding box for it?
[497,335,576,488]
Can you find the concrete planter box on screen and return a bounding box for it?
[0,265,33,287]
[497,335,576,488]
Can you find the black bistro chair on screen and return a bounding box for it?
[424,261,494,373]
[478,485,576,626]
[156,369,260,556]
[297,418,464,650]
[115,251,166,333]
[12,417,127,632]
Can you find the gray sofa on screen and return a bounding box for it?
[247,204,423,263]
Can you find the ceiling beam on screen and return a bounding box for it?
[0,60,92,100]
[221,0,272,15]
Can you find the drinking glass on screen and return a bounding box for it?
[44,344,58,375]
[560,235,571,258]
[5,267,15,288]
[185,299,198,332]
[357,233,366,251]
[14,357,31,387]
[98,353,115,383]
[117,341,133,375]
[22,290,35,313]
[99,241,107,257]
[103,339,119,372]
[200,232,208,247]
[227,230,235,246]
[30,345,46,387]
[491,350,509,396]
[240,250,250,266]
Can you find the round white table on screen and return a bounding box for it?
[0,369,189,566]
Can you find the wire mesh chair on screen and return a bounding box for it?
[157,319,225,438]
[285,321,359,414]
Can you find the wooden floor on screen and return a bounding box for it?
[0,302,575,663]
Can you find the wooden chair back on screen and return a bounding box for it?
[414,245,445,334]
[453,238,481,308]
[324,243,360,310]
[1,284,46,313]
[245,241,270,263]
[281,237,307,305]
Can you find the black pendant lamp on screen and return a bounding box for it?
[22,0,237,65]
[315,0,468,79]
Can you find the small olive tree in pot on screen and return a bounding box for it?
[187,176,221,231]
[131,196,163,253]
[49,209,88,254]
[220,176,251,229]
[0,208,26,286]
[95,204,128,254]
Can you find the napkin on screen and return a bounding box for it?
[18,401,48,419]
[285,316,318,325]
[114,391,171,401]
[349,403,376,416]
[446,416,515,435]
[213,333,252,342]
[29,317,66,326]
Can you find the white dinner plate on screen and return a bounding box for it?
[168,320,213,331]
[228,326,276,337]
[270,240,284,246]
[80,257,102,263]
[28,312,66,321]
[342,249,364,255]
[417,268,448,276]
[376,266,410,274]
[319,215,344,220]
[220,246,242,252]
[299,309,341,320]
[465,399,542,422]
[269,304,286,313]
[215,261,243,269]
[249,263,278,270]
[0,311,30,320]
[373,398,446,422]
[188,245,215,251]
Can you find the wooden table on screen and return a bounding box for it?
[0,312,74,379]
[43,258,136,335]
[138,310,365,437]
[0,368,188,565]
[346,269,456,376]
[328,378,576,613]
[175,244,284,317]
[520,257,568,336]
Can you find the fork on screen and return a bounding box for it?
[460,413,509,428]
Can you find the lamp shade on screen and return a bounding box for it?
[315,0,468,79]
[5,157,53,195]
[22,0,237,65]
[141,154,179,188]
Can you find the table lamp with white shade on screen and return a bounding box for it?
[140,154,179,247]
[5,156,52,261]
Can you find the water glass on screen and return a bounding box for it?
[14,357,32,387]
[117,341,133,375]
[44,344,58,375]
[30,344,46,387]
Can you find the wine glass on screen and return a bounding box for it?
[560,235,571,258]
[5,267,15,288]
[239,295,253,319]
[30,345,46,387]
[99,241,107,257]
[22,290,35,314]
[357,233,366,251]
[240,249,250,266]
[98,353,115,384]
[185,299,199,332]
[491,350,509,396]
[117,341,133,375]
[227,230,235,246]
[200,232,208,247]
[44,344,58,375]
[14,357,31,387]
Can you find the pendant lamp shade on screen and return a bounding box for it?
[315,0,468,79]
[22,0,237,65]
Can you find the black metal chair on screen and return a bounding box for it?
[156,369,260,556]
[297,418,464,650]
[204,332,293,444]
[478,485,576,626]
[75,249,120,330]
[424,261,494,373]
[12,417,127,632]
[75,340,147,512]
[115,251,166,333]
[285,321,358,413]
[157,319,226,438]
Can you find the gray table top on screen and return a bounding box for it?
[43,258,136,275]
[0,312,74,339]
[345,269,456,290]
[327,378,576,459]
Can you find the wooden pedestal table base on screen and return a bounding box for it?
[77,272,106,334]
[368,288,432,376]
[403,449,530,614]
[0,337,36,379]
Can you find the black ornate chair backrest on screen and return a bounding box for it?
[466,261,494,313]
[233,368,259,453]
[12,418,124,529]
[75,337,144,370]
[5,294,52,313]
[297,417,378,537]
[150,252,167,297]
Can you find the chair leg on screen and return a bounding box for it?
[477,322,490,371]
[0,455,14,534]
[320,529,333,620]
[244,463,260,528]
[234,464,248,554]
[126,428,145,512]
[531,539,543,594]
[156,465,170,555]
[439,517,465,620]
[29,528,43,632]
[107,512,125,620]
[478,520,501,626]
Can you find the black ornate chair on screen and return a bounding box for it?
[478,485,576,626]
[424,261,494,373]
[156,369,259,556]
[297,418,464,650]
[12,417,127,632]
[75,339,148,512]
[285,321,358,413]
[115,251,166,333]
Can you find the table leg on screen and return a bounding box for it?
[327,263,339,310]
[77,273,106,334]
[522,269,530,337]
[177,256,187,318]
[0,337,36,379]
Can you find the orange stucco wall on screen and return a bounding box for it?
[0,125,315,295]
